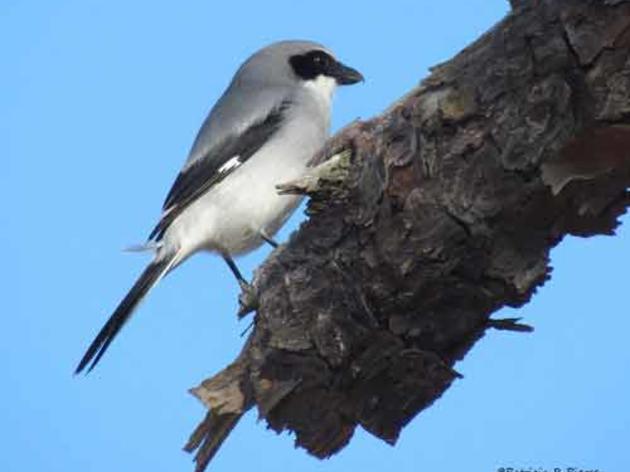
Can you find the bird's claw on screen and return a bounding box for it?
[237,280,258,318]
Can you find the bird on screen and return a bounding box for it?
[75,40,363,374]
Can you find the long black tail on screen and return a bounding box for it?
[75,256,174,374]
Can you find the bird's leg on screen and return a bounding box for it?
[222,254,258,317]
[260,230,279,248]
[222,254,248,286]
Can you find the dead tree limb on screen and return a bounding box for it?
[185,1,630,469]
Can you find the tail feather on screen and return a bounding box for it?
[75,255,175,374]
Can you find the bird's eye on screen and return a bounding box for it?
[318,52,332,65]
[288,50,333,80]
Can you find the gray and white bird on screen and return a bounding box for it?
[75,40,363,373]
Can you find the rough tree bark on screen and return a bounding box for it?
[185,1,630,470]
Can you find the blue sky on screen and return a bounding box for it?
[2,1,629,471]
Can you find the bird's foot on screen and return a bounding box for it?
[237,280,258,318]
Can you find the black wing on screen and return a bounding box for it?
[148,101,290,242]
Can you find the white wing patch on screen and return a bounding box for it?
[218,156,242,174]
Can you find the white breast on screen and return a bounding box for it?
[162,89,331,258]
[303,75,337,105]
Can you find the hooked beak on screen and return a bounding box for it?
[331,60,364,85]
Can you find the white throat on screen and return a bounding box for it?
[302,75,337,104]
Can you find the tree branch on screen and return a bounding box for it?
[185,1,630,469]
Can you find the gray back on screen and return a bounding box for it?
[185,40,331,168]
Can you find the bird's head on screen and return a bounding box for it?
[234,40,363,98]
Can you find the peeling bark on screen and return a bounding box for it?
[185,1,630,470]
